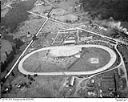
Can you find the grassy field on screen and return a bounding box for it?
[2,75,66,98]
[69,47,110,71]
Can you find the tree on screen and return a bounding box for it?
[1,39,13,63]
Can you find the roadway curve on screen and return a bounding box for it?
[18,44,117,75]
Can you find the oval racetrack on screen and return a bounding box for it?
[18,44,117,75]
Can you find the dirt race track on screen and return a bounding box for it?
[18,44,117,75]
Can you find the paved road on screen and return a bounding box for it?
[27,11,72,28]
[5,18,49,78]
[77,28,128,45]
[18,44,117,75]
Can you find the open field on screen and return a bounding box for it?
[69,47,110,71]
[2,75,67,98]
[13,17,47,39]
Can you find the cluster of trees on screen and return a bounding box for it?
[80,0,128,21]
[1,38,24,73]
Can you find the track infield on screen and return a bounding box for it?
[18,45,117,75]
